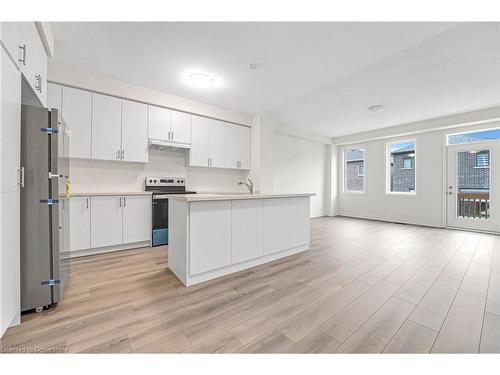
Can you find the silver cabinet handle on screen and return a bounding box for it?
[119,197,122,207]
[35,74,42,93]
[18,44,26,65]
[18,167,25,187]
[116,149,120,159]
[123,197,126,207]
[207,157,210,166]
[86,198,89,209]
[168,130,171,140]
[171,131,174,141]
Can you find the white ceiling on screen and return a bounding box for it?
[51,22,500,137]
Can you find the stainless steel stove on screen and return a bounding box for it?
[145,177,196,246]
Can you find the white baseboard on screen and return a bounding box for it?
[63,241,151,258]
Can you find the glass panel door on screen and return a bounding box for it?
[447,141,499,232]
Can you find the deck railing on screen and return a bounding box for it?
[457,192,490,219]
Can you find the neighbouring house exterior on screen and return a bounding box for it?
[457,150,490,192]
[345,149,364,192]
[390,144,416,193]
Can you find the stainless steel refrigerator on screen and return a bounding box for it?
[20,104,70,312]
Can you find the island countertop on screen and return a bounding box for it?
[168,192,316,202]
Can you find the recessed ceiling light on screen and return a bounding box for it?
[368,104,385,113]
[185,71,220,89]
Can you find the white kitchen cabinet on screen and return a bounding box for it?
[190,116,226,168]
[231,199,263,264]
[289,197,310,248]
[47,82,62,112]
[122,195,151,243]
[121,100,148,163]
[19,22,47,106]
[0,46,22,193]
[226,123,251,169]
[69,196,91,252]
[62,86,92,159]
[263,198,290,255]
[91,93,122,161]
[148,105,171,141]
[90,196,123,249]
[0,190,20,336]
[189,201,231,275]
[170,110,192,144]
[0,22,23,67]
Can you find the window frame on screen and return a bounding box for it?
[342,146,365,194]
[386,139,417,195]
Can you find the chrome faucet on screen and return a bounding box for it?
[238,177,254,194]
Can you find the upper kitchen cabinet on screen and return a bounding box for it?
[189,115,226,168]
[148,105,171,141]
[226,123,251,170]
[62,86,92,159]
[148,105,192,145]
[121,100,148,163]
[0,22,48,106]
[170,110,192,144]
[91,93,122,161]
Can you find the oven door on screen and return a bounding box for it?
[152,197,168,246]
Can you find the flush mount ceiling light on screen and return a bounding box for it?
[184,71,221,90]
[367,104,385,113]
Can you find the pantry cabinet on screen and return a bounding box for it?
[226,123,251,169]
[91,93,122,161]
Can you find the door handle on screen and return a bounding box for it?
[18,44,26,65]
[18,167,25,187]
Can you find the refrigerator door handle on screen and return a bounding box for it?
[18,167,25,187]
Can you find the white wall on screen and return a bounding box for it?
[333,108,500,228]
[70,150,250,194]
[273,132,329,217]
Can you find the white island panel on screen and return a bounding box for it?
[231,199,264,264]
[263,198,290,255]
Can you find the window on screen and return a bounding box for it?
[447,128,500,145]
[402,158,413,169]
[387,140,416,194]
[475,151,490,167]
[344,148,364,192]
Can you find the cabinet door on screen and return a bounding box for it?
[189,201,231,275]
[190,115,211,167]
[121,100,148,163]
[62,86,92,159]
[231,199,264,264]
[69,196,91,251]
[289,197,310,248]
[226,123,251,169]
[19,22,47,106]
[263,198,290,255]
[0,22,23,67]
[148,105,170,141]
[1,47,21,193]
[91,93,122,161]
[170,110,192,144]
[90,196,123,248]
[209,119,227,168]
[122,195,151,244]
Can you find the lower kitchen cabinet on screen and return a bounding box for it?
[69,196,91,252]
[289,197,310,247]
[189,200,231,275]
[90,196,123,249]
[231,199,264,264]
[263,198,290,255]
[122,195,151,243]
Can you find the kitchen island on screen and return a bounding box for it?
[168,193,315,286]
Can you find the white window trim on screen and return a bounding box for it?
[342,146,365,194]
[386,139,417,195]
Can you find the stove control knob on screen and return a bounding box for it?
[154,179,157,183]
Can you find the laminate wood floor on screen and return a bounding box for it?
[1,217,499,353]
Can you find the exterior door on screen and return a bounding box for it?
[447,141,500,232]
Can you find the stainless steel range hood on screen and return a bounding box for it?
[148,139,191,152]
